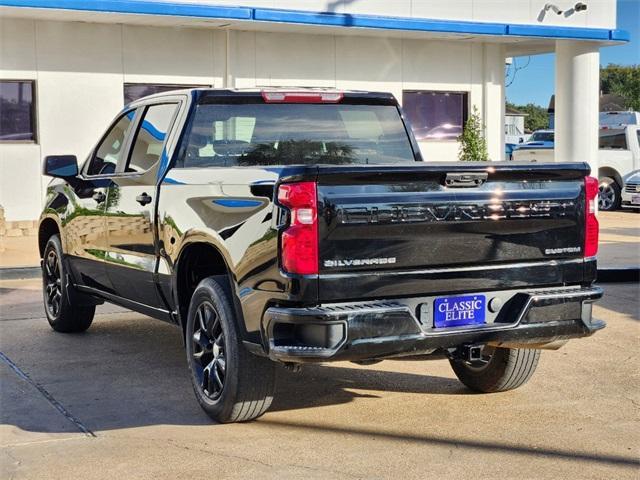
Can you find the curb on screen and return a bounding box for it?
[0,266,41,280]
[597,268,640,283]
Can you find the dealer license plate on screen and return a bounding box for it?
[434,295,486,328]
[632,194,640,205]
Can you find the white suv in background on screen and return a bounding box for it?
[621,170,640,210]
[598,125,640,211]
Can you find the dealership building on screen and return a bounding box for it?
[0,0,628,227]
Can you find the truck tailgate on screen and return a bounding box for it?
[316,162,590,301]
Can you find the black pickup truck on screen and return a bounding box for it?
[39,88,603,423]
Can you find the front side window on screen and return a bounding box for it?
[176,103,415,168]
[126,103,178,173]
[87,111,135,176]
[402,91,468,141]
[0,80,36,142]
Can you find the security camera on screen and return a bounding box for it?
[574,2,588,12]
[544,3,563,15]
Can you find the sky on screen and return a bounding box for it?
[506,0,640,107]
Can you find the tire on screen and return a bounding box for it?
[599,176,621,211]
[449,346,540,393]
[42,235,95,333]
[185,276,276,423]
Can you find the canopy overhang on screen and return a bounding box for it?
[0,0,629,56]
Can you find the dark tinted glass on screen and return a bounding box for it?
[126,103,177,173]
[124,84,208,104]
[177,103,415,168]
[88,111,135,175]
[0,81,35,141]
[530,131,555,142]
[402,91,468,140]
[599,131,627,150]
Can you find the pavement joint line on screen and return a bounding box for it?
[138,436,368,480]
[0,351,96,438]
[257,419,640,468]
[2,435,85,449]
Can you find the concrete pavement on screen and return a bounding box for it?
[0,278,639,479]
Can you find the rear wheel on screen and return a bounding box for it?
[449,346,540,393]
[599,176,621,211]
[42,235,95,333]
[185,276,276,423]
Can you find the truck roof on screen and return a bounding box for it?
[129,87,398,106]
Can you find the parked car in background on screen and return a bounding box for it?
[511,129,555,163]
[621,170,640,209]
[598,125,640,211]
[511,125,640,211]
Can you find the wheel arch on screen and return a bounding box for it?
[173,240,239,338]
[38,217,61,258]
[598,167,623,188]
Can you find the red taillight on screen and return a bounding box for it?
[277,182,318,275]
[261,91,343,103]
[584,176,599,257]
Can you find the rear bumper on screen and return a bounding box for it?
[263,286,604,363]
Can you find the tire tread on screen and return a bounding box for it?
[450,347,540,393]
[186,276,275,423]
[43,235,95,333]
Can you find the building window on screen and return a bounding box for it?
[124,83,210,104]
[0,80,36,142]
[402,91,468,141]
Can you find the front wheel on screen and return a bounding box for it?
[185,276,276,423]
[449,346,540,393]
[42,235,95,333]
[599,176,621,211]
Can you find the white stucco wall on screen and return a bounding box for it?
[1,16,505,221]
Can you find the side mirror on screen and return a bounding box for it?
[43,155,78,178]
[519,138,524,143]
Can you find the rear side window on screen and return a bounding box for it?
[176,103,415,168]
[599,132,627,150]
[126,103,178,173]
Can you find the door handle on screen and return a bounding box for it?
[92,191,106,203]
[136,192,153,206]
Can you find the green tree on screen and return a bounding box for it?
[458,106,489,161]
[600,64,640,112]
[507,102,549,132]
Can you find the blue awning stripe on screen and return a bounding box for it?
[0,0,252,19]
[0,0,628,43]
[253,8,507,36]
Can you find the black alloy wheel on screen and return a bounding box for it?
[191,301,226,401]
[41,234,95,333]
[44,249,63,318]
[185,276,276,423]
